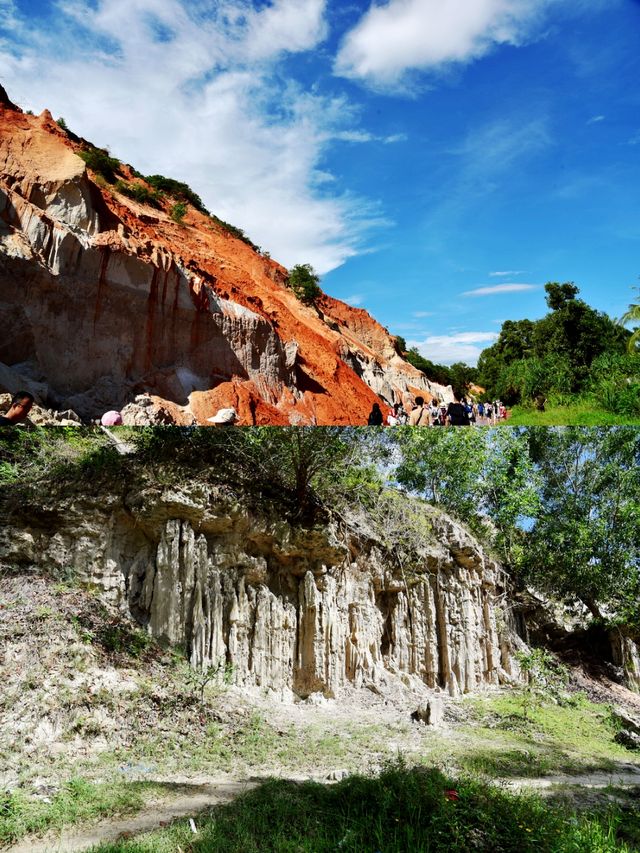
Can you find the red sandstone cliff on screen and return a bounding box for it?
[0,87,450,424]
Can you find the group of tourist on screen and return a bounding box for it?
[1,389,507,429]
[368,397,507,427]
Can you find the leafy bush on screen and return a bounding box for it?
[287,263,323,306]
[515,647,569,719]
[78,148,122,183]
[495,355,574,406]
[589,352,640,416]
[169,201,187,224]
[114,180,164,209]
[145,175,208,214]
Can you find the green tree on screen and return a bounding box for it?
[481,430,540,568]
[477,284,629,401]
[287,264,323,306]
[544,281,580,311]
[620,286,640,353]
[404,348,452,387]
[394,335,407,353]
[524,427,640,620]
[393,428,488,535]
[392,429,538,566]
[131,427,384,519]
[448,362,478,398]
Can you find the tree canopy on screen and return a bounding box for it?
[389,427,640,626]
[477,282,633,408]
[287,264,323,306]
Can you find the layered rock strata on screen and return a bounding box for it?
[0,484,519,698]
[0,92,448,424]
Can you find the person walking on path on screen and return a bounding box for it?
[409,396,429,426]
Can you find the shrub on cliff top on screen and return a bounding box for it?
[114,180,164,209]
[210,214,260,251]
[78,147,122,184]
[145,174,208,214]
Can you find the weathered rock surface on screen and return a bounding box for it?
[611,632,640,692]
[0,484,520,699]
[0,95,448,424]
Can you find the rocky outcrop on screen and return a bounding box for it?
[0,483,520,699]
[319,295,453,407]
[0,95,450,424]
[611,631,640,692]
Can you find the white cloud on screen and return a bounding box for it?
[413,310,434,317]
[409,331,498,365]
[587,114,605,124]
[242,0,327,61]
[334,0,556,89]
[489,269,525,276]
[333,129,407,144]
[0,0,384,274]
[345,293,365,305]
[383,133,407,143]
[462,283,539,296]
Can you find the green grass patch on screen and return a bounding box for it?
[458,692,638,777]
[87,762,640,852]
[0,779,165,846]
[506,402,640,426]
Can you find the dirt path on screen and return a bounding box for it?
[6,780,257,853]
[502,768,640,791]
[6,767,640,853]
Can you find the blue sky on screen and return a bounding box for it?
[1,0,639,363]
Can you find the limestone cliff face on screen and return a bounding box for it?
[0,484,520,698]
[0,95,449,424]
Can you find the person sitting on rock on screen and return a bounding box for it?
[0,390,34,426]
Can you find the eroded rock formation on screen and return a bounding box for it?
[0,95,449,424]
[0,483,520,698]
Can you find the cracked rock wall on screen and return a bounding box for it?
[0,484,521,699]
